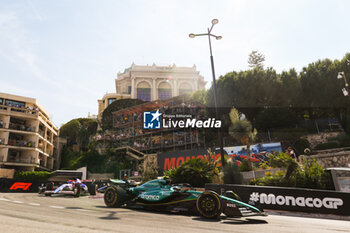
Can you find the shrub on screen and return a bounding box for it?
[268,152,298,179]
[223,161,242,184]
[268,152,294,168]
[329,133,350,147]
[250,170,288,186]
[258,161,270,170]
[294,138,310,155]
[314,142,340,150]
[337,134,350,147]
[294,159,326,189]
[164,158,218,187]
[250,158,332,190]
[239,159,252,172]
[14,171,50,181]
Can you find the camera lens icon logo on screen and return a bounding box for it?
[143,110,161,129]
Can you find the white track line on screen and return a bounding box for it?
[28,203,40,206]
[0,198,10,202]
[12,201,23,204]
[49,205,64,209]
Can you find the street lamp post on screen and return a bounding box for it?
[337,60,350,98]
[189,19,226,167]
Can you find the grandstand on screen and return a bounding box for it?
[95,95,207,154]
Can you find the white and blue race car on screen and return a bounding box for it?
[43,179,97,197]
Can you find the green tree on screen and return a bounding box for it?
[209,68,282,124]
[60,118,97,151]
[59,119,80,144]
[280,68,302,108]
[191,89,207,105]
[228,108,257,170]
[300,58,344,119]
[255,108,298,131]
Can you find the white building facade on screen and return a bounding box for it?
[98,63,206,119]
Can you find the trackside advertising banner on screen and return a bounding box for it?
[0,178,41,193]
[157,149,208,173]
[157,142,282,173]
[205,184,350,216]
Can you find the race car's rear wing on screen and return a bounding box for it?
[48,170,83,181]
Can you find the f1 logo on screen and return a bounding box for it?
[143,110,161,129]
[10,182,32,191]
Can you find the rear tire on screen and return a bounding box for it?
[88,183,97,195]
[73,183,81,198]
[196,191,222,219]
[104,185,129,208]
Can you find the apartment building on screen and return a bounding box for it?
[97,63,206,119]
[0,92,59,172]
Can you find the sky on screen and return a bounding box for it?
[0,0,349,127]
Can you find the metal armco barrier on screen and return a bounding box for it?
[0,178,42,193]
[205,184,350,216]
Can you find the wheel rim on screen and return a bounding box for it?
[200,196,216,212]
[105,189,116,203]
[197,192,221,218]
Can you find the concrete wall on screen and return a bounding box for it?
[88,172,114,179]
[304,132,342,149]
[300,150,350,168]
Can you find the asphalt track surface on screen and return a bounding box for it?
[0,193,349,233]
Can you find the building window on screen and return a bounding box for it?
[108,98,116,105]
[5,99,25,108]
[137,88,151,102]
[179,89,192,95]
[158,88,172,100]
[0,98,3,105]
[128,86,131,94]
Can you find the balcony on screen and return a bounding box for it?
[8,123,36,132]
[6,157,36,165]
[7,139,36,148]
[0,104,39,117]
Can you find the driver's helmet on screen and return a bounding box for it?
[163,176,171,185]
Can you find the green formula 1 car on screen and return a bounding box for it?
[104,178,266,219]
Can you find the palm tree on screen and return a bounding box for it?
[228,108,257,170]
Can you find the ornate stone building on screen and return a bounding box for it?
[97,63,206,119]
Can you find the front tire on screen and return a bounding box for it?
[104,185,129,208]
[73,183,81,197]
[196,191,222,219]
